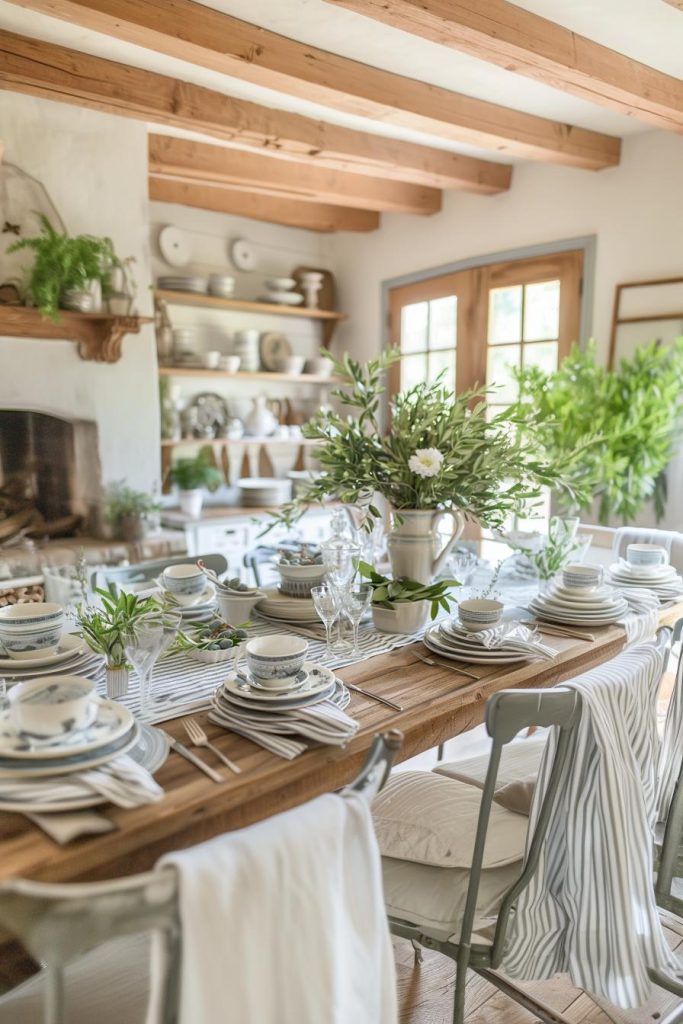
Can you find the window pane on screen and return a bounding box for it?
[428,349,456,387]
[523,279,560,341]
[487,344,521,402]
[401,353,428,390]
[400,302,428,354]
[429,295,457,350]
[523,340,559,375]
[488,286,522,344]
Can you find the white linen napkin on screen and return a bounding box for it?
[615,586,661,645]
[0,755,164,809]
[149,792,398,1024]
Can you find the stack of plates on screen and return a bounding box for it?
[0,700,167,812]
[254,589,320,624]
[177,585,218,625]
[424,622,537,665]
[607,561,683,603]
[260,277,304,307]
[221,664,338,706]
[208,274,235,298]
[158,275,208,294]
[0,636,104,685]
[529,581,628,626]
[238,478,293,507]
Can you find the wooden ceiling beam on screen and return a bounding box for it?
[149,134,441,214]
[328,0,683,133]
[4,2,620,169]
[0,29,509,194]
[149,178,380,233]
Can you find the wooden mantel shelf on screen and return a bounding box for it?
[0,305,152,362]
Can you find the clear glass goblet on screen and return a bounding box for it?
[311,585,341,658]
[342,584,373,658]
[124,609,182,714]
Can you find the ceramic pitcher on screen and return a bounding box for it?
[386,508,465,584]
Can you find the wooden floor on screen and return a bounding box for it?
[395,912,683,1023]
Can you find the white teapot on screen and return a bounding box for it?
[245,395,278,437]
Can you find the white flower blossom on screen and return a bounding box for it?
[408,448,445,478]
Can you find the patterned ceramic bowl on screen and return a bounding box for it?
[162,564,206,597]
[458,599,504,631]
[0,603,65,659]
[8,675,96,737]
[245,635,308,682]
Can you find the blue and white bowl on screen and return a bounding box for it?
[0,603,65,660]
[8,675,96,737]
[562,564,603,590]
[162,564,206,598]
[245,635,308,683]
[458,599,504,632]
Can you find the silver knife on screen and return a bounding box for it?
[161,731,224,783]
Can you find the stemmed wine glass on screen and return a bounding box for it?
[124,609,182,714]
[342,584,373,658]
[311,585,341,658]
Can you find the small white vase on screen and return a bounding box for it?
[387,508,465,584]
[106,665,129,699]
[179,488,204,518]
[372,601,429,634]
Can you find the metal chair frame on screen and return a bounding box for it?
[390,630,678,1024]
[0,730,401,1024]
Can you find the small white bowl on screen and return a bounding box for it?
[217,592,261,623]
[458,598,504,631]
[162,564,205,598]
[219,355,241,373]
[265,277,296,291]
[304,358,333,378]
[245,634,308,683]
[9,675,96,738]
[562,564,603,590]
[0,603,65,659]
[271,355,305,375]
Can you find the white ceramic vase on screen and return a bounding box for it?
[387,508,465,584]
[106,665,129,699]
[179,488,203,518]
[372,601,429,634]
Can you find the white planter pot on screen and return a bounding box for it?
[179,489,204,518]
[372,600,429,635]
[105,665,129,699]
[387,508,465,584]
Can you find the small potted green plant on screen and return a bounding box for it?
[7,215,129,320]
[77,586,162,697]
[169,449,223,518]
[104,480,160,541]
[358,561,459,634]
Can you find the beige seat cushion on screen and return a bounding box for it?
[372,771,529,869]
[0,933,150,1024]
[434,734,547,816]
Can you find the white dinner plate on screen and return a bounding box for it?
[4,654,104,683]
[224,663,335,702]
[424,627,528,665]
[609,562,678,581]
[536,594,626,614]
[0,697,134,760]
[0,634,88,671]
[216,679,336,711]
[0,722,140,779]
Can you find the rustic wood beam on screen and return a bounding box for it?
[328,0,683,133]
[148,134,441,214]
[0,29,510,193]
[149,178,380,232]
[3,3,620,169]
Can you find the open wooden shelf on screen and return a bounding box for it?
[158,366,339,384]
[156,289,346,346]
[0,305,151,362]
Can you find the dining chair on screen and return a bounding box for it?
[611,527,683,573]
[90,552,228,593]
[0,729,401,1024]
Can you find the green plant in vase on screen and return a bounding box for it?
[169,449,223,519]
[104,480,160,542]
[76,586,162,697]
[8,215,126,320]
[358,561,459,634]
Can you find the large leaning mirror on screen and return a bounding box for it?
[609,276,683,367]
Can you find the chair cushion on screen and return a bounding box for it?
[434,734,547,816]
[372,770,528,869]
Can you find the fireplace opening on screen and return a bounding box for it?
[0,411,102,538]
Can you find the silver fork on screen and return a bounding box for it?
[183,718,242,775]
[409,648,481,681]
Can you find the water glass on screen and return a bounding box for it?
[124,610,182,714]
[311,585,341,657]
[342,584,373,657]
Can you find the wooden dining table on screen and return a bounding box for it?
[1,602,682,893]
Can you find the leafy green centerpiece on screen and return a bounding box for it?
[77,586,162,696]
[358,562,458,619]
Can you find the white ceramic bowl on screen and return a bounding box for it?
[0,603,65,659]
[372,601,429,634]
[458,598,504,631]
[626,543,669,567]
[9,675,96,737]
[219,355,241,373]
[265,277,296,291]
[304,358,333,377]
[217,592,261,624]
[245,634,308,683]
[562,564,603,590]
[162,564,206,598]
[271,355,306,375]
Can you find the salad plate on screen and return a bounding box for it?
[0,721,140,779]
[0,697,134,760]
[223,663,335,702]
[0,634,87,671]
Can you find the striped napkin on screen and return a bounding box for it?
[0,755,164,809]
[616,587,661,645]
[471,623,557,659]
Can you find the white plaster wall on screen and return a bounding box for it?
[325,130,683,528]
[0,92,159,494]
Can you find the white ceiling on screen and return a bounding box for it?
[1,0,681,163]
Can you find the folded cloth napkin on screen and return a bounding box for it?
[615,586,661,645]
[471,623,557,659]
[0,755,164,809]
[149,791,398,1024]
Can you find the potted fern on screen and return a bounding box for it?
[169,450,223,518]
[8,215,127,320]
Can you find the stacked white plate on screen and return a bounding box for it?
[238,477,293,507]
[158,275,208,294]
[607,560,683,603]
[529,581,629,627]
[260,277,305,306]
[176,585,218,625]
[0,636,104,685]
[254,589,320,624]
[0,699,167,812]
[424,622,538,665]
[208,274,235,298]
